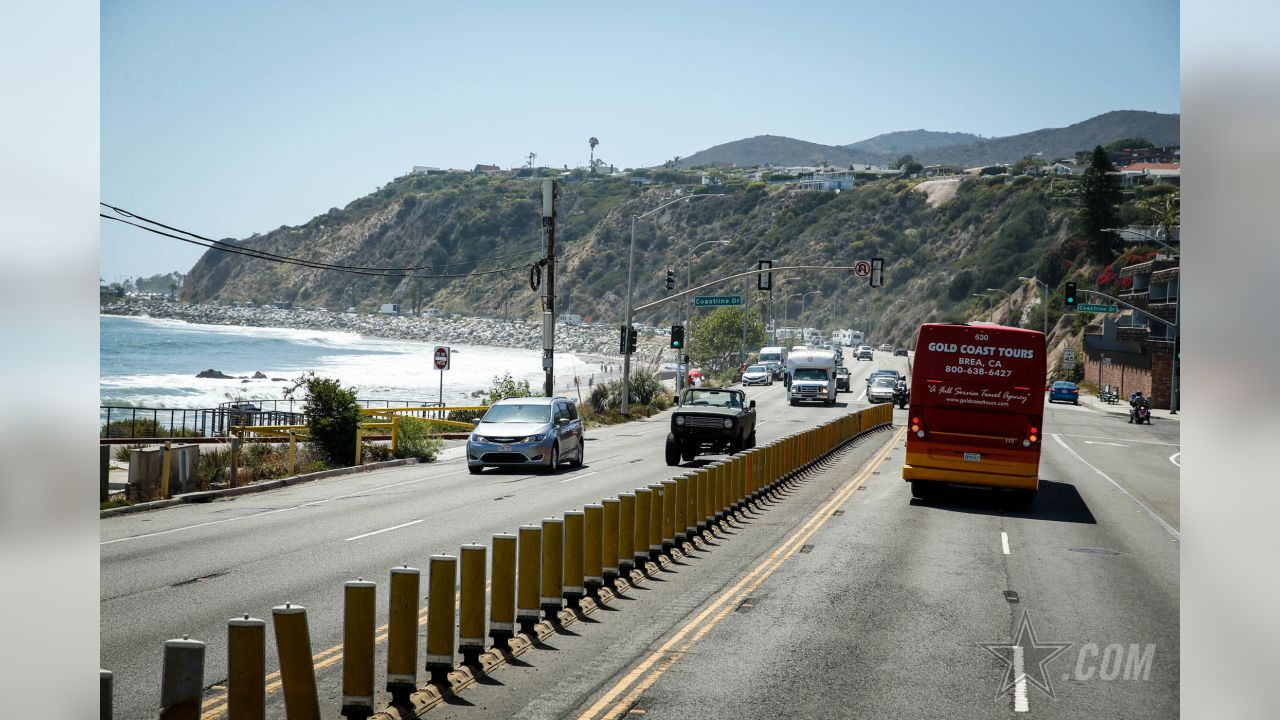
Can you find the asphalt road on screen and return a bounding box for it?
[423,369,1180,719]
[101,350,905,719]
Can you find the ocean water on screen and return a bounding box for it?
[100,314,596,410]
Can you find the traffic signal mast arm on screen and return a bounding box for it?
[631,264,872,315]
[1078,288,1177,327]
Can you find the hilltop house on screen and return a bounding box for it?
[1115,162,1180,187]
[1082,256,1179,409]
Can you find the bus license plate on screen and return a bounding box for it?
[963,452,981,462]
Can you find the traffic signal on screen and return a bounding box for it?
[619,324,629,354]
[671,325,684,349]
[1065,281,1077,308]
[626,327,638,354]
[665,269,676,291]
[757,259,773,291]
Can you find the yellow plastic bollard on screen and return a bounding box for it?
[698,467,711,530]
[684,471,699,540]
[459,544,487,665]
[670,477,685,550]
[340,581,375,719]
[632,487,651,572]
[160,635,205,720]
[602,498,621,587]
[618,493,636,578]
[425,554,457,683]
[647,483,664,562]
[227,615,265,720]
[489,534,517,648]
[540,517,564,618]
[271,603,321,720]
[564,510,585,608]
[583,504,604,598]
[665,479,675,550]
[385,566,420,701]
[517,524,542,634]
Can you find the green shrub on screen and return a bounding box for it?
[197,446,232,489]
[363,443,393,462]
[287,372,362,467]
[394,418,444,461]
[114,443,145,462]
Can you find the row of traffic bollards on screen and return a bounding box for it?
[102,404,891,720]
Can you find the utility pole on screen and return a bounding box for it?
[542,179,556,396]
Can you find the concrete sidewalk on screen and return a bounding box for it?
[1075,391,1181,422]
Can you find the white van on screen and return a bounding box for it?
[757,346,789,380]
[786,349,838,406]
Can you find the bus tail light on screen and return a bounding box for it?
[1023,417,1041,446]
[910,414,925,438]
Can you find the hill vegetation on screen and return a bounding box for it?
[183,149,1176,353]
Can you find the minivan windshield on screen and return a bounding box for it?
[759,352,781,363]
[481,404,551,424]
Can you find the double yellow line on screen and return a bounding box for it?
[577,426,905,720]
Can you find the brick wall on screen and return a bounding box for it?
[1084,356,1152,404]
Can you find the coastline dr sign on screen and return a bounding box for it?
[693,295,742,307]
[1078,303,1119,313]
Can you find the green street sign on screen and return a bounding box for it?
[693,295,742,307]
[1078,303,1119,313]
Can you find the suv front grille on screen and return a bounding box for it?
[684,416,727,429]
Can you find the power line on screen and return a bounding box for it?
[100,203,544,279]
[100,213,539,280]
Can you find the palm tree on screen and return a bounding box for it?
[589,137,599,172]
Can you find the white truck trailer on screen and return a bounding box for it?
[786,349,838,406]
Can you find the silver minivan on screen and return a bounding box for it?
[467,396,584,474]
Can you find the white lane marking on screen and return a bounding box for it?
[1013,646,1029,712]
[1083,441,1129,447]
[1055,433,1180,447]
[1050,434,1179,539]
[1169,452,1180,468]
[345,518,426,542]
[101,469,466,545]
[1001,531,1011,555]
[561,470,601,483]
[856,390,867,402]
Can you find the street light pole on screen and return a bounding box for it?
[1105,227,1180,414]
[800,291,822,340]
[784,292,803,345]
[972,293,994,321]
[621,193,725,415]
[1018,276,1049,337]
[985,288,1011,326]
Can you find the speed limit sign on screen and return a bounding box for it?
[433,346,450,370]
[854,260,872,277]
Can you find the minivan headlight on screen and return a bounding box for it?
[520,433,546,443]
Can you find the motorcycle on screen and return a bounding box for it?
[893,386,910,409]
[1131,400,1151,424]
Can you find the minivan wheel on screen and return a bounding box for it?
[468,465,483,475]
[544,444,560,473]
[570,442,584,468]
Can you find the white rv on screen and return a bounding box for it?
[756,346,789,380]
[786,349,839,406]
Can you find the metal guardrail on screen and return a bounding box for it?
[99,398,446,439]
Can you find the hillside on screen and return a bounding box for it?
[844,129,981,156]
[676,110,1179,169]
[182,169,1127,352]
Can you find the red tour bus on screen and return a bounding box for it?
[903,323,1047,504]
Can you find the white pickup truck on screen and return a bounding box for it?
[786,349,839,406]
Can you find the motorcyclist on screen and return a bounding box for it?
[1128,390,1147,423]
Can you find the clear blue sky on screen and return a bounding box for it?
[101,0,1180,281]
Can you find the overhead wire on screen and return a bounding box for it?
[100,203,546,279]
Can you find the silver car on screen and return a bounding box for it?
[867,376,897,403]
[741,364,773,386]
[467,396,584,474]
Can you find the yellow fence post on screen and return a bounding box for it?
[160,441,172,499]
[385,566,420,703]
[517,524,542,634]
[354,426,363,466]
[229,433,241,488]
[540,517,564,619]
[271,603,321,720]
[459,544,487,665]
[564,510,585,609]
[618,493,636,579]
[489,534,517,650]
[340,580,375,719]
[425,554,457,683]
[602,498,621,589]
[633,488,651,573]
[288,431,297,477]
[390,415,399,455]
[159,635,205,720]
[583,504,604,599]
